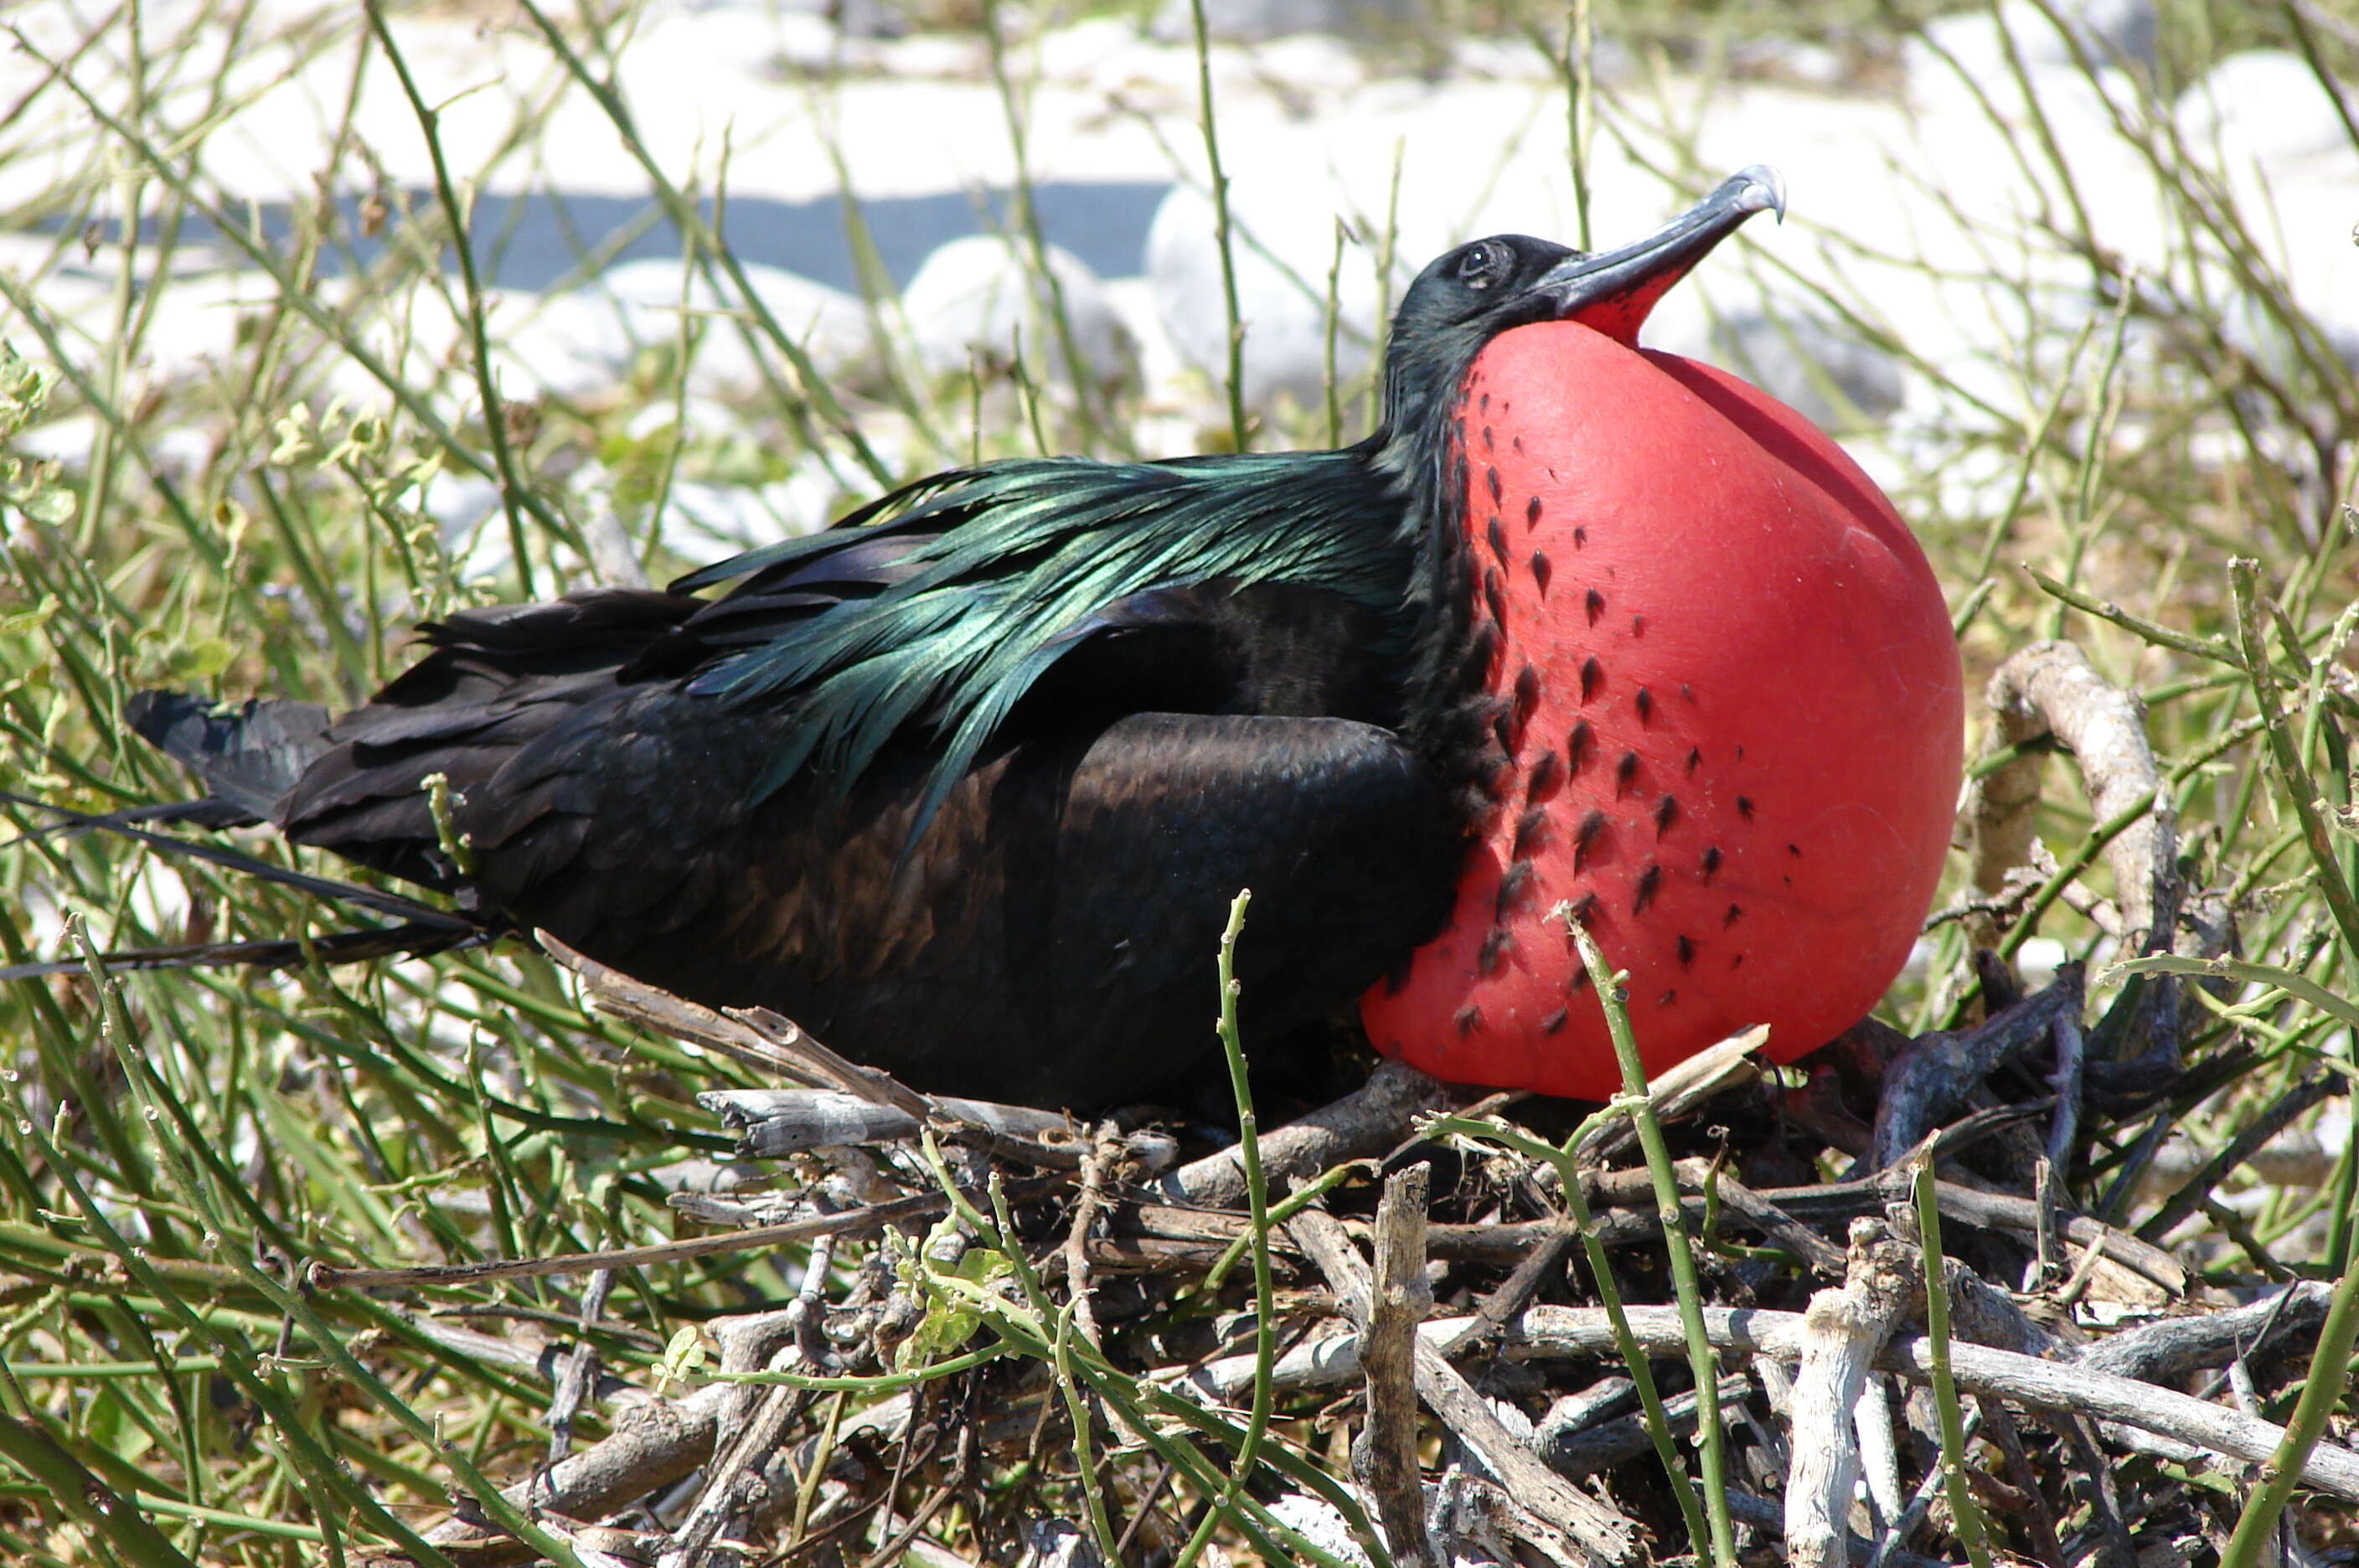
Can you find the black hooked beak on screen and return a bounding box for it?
[1531,165,1784,346]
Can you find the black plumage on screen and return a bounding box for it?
[124,172,1783,1106]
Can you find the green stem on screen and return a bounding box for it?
[367,3,539,596]
[2233,559,2359,965]
[1913,1159,1995,1568]
[1175,892,1274,1568]
[2218,1206,2359,1568]
[1567,920,1735,1568]
[1186,0,1250,451]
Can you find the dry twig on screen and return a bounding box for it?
[1786,1220,1922,1568]
[1357,1163,1440,1568]
[1290,1204,1639,1567]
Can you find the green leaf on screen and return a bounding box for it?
[656,1324,707,1389]
[897,1244,1014,1369]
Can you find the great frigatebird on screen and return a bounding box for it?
[120,167,1964,1109]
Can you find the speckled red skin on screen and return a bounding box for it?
[1361,321,1963,1100]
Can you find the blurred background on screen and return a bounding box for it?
[5,0,2352,572]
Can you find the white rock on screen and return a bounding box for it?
[2217,290,2359,382]
[417,471,505,579]
[1033,18,1143,82]
[1146,180,1402,418]
[2052,0,2155,70]
[126,861,194,940]
[622,396,744,444]
[659,426,907,555]
[89,271,282,390]
[488,260,873,400]
[487,287,641,400]
[1448,35,1559,82]
[1239,33,1369,97]
[147,426,219,484]
[2176,49,2356,172]
[756,0,903,41]
[900,234,1136,391]
[865,32,986,80]
[767,11,854,72]
[1098,276,1187,410]
[604,256,874,375]
[1945,0,2153,75]
[13,415,100,472]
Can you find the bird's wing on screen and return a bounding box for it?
[663,452,1412,836]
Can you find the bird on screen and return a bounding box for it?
[115,167,1963,1110]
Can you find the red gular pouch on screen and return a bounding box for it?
[1362,321,1963,1101]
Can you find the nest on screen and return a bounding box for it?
[320,642,2357,1568]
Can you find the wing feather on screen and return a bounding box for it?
[669,450,1409,838]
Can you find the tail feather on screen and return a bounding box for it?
[0,921,493,985]
[0,791,480,931]
[125,692,333,823]
[11,797,259,837]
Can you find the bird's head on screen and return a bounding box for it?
[1372,166,1785,460]
[1361,164,1964,1104]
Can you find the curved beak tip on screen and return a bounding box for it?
[1731,163,1786,224]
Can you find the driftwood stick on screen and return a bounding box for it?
[1106,1163,2176,1294]
[549,934,1110,1172]
[1854,1373,1904,1529]
[395,1313,651,1411]
[1964,640,2179,952]
[1169,1060,1466,1208]
[1438,1218,1581,1353]
[1169,1304,2359,1501]
[542,1268,615,1477]
[1541,1374,1748,1479]
[1063,1122,1123,1349]
[1289,1207,1638,1567]
[2046,1000,2088,1176]
[1618,1161,1849,1277]
[663,1319,813,1565]
[1766,1168,2184,1295]
[1785,1221,1921,1568]
[2073,1282,2336,1382]
[701,1088,1078,1160]
[1357,1164,1440,1568]
[1536,1376,1636,1439]
[1726,1488,1948,1568]
[426,1311,812,1564]
[312,1176,1061,1290]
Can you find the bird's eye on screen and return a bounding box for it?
[1456,242,1505,288]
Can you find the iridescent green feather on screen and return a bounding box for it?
[674,449,1410,833]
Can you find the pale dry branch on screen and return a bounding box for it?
[1358,1163,1440,1568]
[1964,639,2179,952]
[1171,1303,2359,1501]
[1290,1204,1639,1567]
[1169,1059,1468,1207]
[1786,1220,1922,1568]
